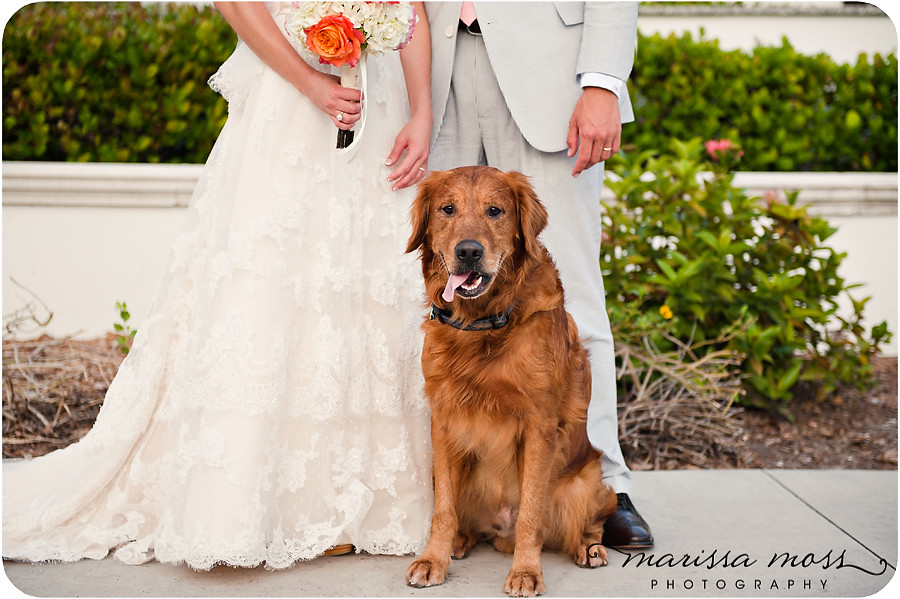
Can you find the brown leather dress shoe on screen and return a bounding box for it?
[602,493,654,549]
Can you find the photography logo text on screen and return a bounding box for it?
[603,546,890,592]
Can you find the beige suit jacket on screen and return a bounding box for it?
[427,1,638,153]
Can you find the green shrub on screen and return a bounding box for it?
[2,2,235,163]
[603,138,892,410]
[629,31,898,172]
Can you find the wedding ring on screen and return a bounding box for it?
[336,112,344,122]
[603,147,613,151]
[418,167,426,172]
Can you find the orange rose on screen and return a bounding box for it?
[304,14,365,68]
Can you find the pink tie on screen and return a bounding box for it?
[460,1,476,26]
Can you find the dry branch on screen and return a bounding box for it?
[615,329,748,470]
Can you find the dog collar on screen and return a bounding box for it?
[430,304,513,331]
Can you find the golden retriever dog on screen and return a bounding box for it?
[404,166,618,597]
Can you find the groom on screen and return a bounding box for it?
[425,1,652,549]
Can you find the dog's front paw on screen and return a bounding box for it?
[452,531,477,559]
[575,542,608,568]
[406,557,449,588]
[504,568,545,597]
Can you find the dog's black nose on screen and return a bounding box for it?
[455,239,484,264]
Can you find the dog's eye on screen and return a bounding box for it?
[440,205,455,216]
[487,206,504,218]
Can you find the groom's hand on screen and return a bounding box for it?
[566,87,621,177]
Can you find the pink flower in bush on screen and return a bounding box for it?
[703,139,744,163]
[705,139,731,155]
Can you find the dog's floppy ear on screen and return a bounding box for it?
[406,172,439,253]
[505,171,548,262]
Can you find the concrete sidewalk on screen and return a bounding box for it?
[3,470,897,597]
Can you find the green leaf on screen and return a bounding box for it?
[695,230,720,250]
[677,258,705,281]
[776,361,804,392]
[656,260,677,281]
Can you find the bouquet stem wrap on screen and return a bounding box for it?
[336,53,366,150]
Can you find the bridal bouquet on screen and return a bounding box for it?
[285,2,419,148]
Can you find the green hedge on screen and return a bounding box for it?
[2,2,235,163]
[3,3,898,169]
[629,31,898,172]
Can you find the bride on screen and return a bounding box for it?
[3,1,433,570]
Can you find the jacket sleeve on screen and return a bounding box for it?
[576,2,638,82]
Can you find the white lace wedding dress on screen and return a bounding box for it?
[2,3,432,570]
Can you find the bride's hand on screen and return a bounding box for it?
[299,70,363,130]
[214,2,362,131]
[385,113,431,190]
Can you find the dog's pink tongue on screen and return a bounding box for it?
[442,272,472,302]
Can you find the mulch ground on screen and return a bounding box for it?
[732,355,898,470]
[2,336,897,469]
